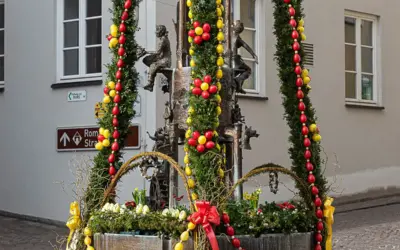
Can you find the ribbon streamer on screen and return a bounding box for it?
[66,201,81,247]
[324,197,335,250]
[188,201,220,250]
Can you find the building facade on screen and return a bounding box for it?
[0,0,399,222]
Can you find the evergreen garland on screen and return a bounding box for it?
[83,0,141,223]
[272,0,328,248]
[185,0,225,205]
[184,0,226,249]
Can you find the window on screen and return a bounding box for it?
[344,11,379,104]
[233,0,266,96]
[57,0,102,81]
[0,1,4,87]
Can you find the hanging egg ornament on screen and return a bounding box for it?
[108,81,116,89]
[193,21,201,28]
[188,30,196,38]
[102,139,110,147]
[124,0,132,9]
[201,82,209,91]
[103,96,111,104]
[217,32,224,41]
[103,129,110,138]
[185,166,192,176]
[309,124,317,133]
[110,24,118,37]
[119,23,126,32]
[109,38,118,48]
[95,142,103,150]
[216,44,224,54]
[201,91,210,99]
[195,27,203,36]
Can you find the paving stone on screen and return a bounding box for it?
[0,216,67,250]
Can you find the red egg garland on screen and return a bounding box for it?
[103,0,133,178]
[284,0,323,249]
[191,75,219,100]
[188,22,212,45]
[222,213,246,250]
[187,130,216,153]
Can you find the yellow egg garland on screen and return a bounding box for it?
[83,227,94,250]
[178,0,226,249]
[185,0,197,207]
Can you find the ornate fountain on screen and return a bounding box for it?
[138,0,262,208]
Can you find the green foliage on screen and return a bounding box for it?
[88,210,187,239]
[221,200,313,237]
[83,0,141,222]
[272,0,327,209]
[187,0,224,204]
[272,0,328,248]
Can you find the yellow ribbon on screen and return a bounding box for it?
[66,201,81,247]
[323,197,335,250]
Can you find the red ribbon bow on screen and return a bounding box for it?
[188,201,220,250]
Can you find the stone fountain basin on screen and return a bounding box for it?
[94,232,314,250]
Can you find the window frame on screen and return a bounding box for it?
[344,10,381,106]
[233,0,266,98]
[56,0,103,83]
[0,0,4,88]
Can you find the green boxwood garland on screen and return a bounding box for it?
[83,0,141,223]
[272,0,328,249]
[185,0,225,205]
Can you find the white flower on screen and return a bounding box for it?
[113,203,121,213]
[162,208,170,216]
[174,210,180,218]
[120,204,127,214]
[168,208,177,217]
[101,203,111,212]
[142,205,150,215]
[179,211,187,221]
[136,204,143,214]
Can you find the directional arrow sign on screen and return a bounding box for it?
[57,125,141,151]
[60,132,70,146]
[67,90,87,102]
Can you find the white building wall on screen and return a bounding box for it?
[0,0,157,221]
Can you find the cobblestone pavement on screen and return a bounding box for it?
[1,203,400,249]
[333,203,400,250]
[0,216,67,250]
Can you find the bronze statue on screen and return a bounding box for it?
[242,125,259,150]
[141,25,172,92]
[232,20,258,94]
[147,127,169,153]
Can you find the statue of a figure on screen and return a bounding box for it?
[232,103,245,124]
[163,101,173,123]
[232,20,258,94]
[141,25,172,92]
[242,125,259,150]
[147,127,169,152]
